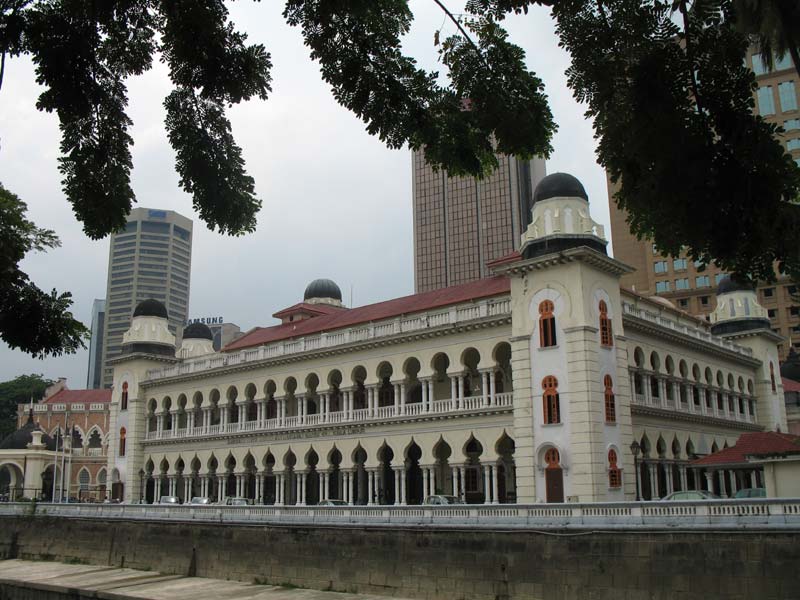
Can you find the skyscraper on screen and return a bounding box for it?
[608,50,799,359]
[85,299,106,389]
[412,150,546,292]
[99,208,192,387]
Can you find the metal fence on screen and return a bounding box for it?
[1,499,798,530]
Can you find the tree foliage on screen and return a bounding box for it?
[0,183,88,357]
[0,0,799,358]
[0,373,53,440]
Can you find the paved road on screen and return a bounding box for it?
[0,559,410,599]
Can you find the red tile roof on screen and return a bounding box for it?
[43,389,111,405]
[692,431,800,466]
[486,250,522,269]
[224,276,511,352]
[782,377,800,393]
[272,302,346,320]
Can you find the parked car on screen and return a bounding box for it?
[189,496,213,505]
[317,499,347,506]
[423,495,465,505]
[225,497,252,506]
[733,487,766,499]
[158,495,181,504]
[661,490,720,501]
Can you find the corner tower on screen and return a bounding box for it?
[107,299,177,502]
[494,173,636,503]
[710,277,788,431]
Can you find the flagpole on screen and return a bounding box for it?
[51,428,59,501]
[67,424,74,502]
[59,428,67,502]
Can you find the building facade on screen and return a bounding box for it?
[608,51,799,358]
[103,174,787,506]
[99,208,193,388]
[412,149,546,293]
[86,299,106,389]
[0,384,111,501]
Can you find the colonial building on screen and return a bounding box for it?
[0,383,111,501]
[105,173,788,505]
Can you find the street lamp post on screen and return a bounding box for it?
[630,440,641,501]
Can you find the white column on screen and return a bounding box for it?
[450,376,457,407]
[649,463,659,500]
[666,464,674,495]
[421,379,429,413]
[400,467,407,505]
[680,466,688,492]
[482,371,489,406]
[634,461,642,499]
[393,384,400,416]
[400,382,406,415]
[489,371,497,405]
[367,470,375,505]
[451,466,459,496]
[728,470,737,496]
[345,471,352,504]
[459,466,466,500]
[155,412,163,437]
[704,471,714,494]
[301,472,307,505]
[393,468,401,505]
[749,470,757,488]
[457,375,465,407]
[483,465,491,503]
[367,387,374,417]
[491,465,499,504]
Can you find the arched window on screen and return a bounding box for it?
[599,300,613,347]
[121,382,128,411]
[604,375,616,422]
[119,427,126,457]
[78,469,90,491]
[544,447,560,467]
[539,300,557,348]
[542,376,560,424]
[608,449,621,488]
[770,362,776,392]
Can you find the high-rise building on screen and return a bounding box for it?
[412,150,546,292]
[99,208,193,387]
[608,50,799,359]
[86,299,106,389]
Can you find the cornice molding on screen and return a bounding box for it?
[631,404,763,432]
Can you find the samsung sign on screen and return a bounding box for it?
[187,317,224,325]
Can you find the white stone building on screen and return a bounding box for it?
[105,173,788,505]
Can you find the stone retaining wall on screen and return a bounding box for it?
[0,517,797,600]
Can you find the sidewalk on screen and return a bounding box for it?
[0,559,411,600]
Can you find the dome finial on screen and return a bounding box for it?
[304,278,343,306]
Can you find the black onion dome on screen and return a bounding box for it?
[533,173,588,203]
[0,411,56,451]
[716,276,754,296]
[133,299,168,319]
[183,322,214,341]
[781,348,800,382]
[304,278,342,301]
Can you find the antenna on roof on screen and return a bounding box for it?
[350,284,353,308]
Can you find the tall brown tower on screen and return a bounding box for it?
[609,49,799,359]
[412,150,546,292]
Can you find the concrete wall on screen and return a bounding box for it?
[0,517,797,600]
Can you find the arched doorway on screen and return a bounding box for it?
[544,448,564,503]
[405,441,424,505]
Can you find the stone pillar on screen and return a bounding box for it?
[457,375,465,407]
[427,380,435,411]
[367,470,375,505]
[481,371,489,406]
[155,412,163,437]
[451,466,459,496]
[649,463,659,500]
[400,467,407,505]
[705,471,715,494]
[728,470,738,496]
[421,379,429,413]
[679,466,688,492]
[483,465,491,503]
[450,377,458,407]
[491,464,500,504]
[393,384,400,416]
[459,466,466,500]
[665,464,674,495]
[400,382,406,415]
[489,371,497,405]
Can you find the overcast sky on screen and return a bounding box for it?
[0,1,614,388]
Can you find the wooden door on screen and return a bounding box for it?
[545,467,564,503]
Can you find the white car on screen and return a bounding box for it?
[423,495,465,505]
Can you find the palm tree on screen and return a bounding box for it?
[734,0,800,78]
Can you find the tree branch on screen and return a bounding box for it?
[430,0,493,74]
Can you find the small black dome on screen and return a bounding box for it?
[781,347,800,382]
[304,278,342,301]
[183,322,214,341]
[133,299,168,319]
[716,276,754,295]
[0,411,56,451]
[533,173,588,203]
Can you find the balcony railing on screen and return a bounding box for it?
[622,302,753,358]
[144,392,514,442]
[146,298,512,382]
